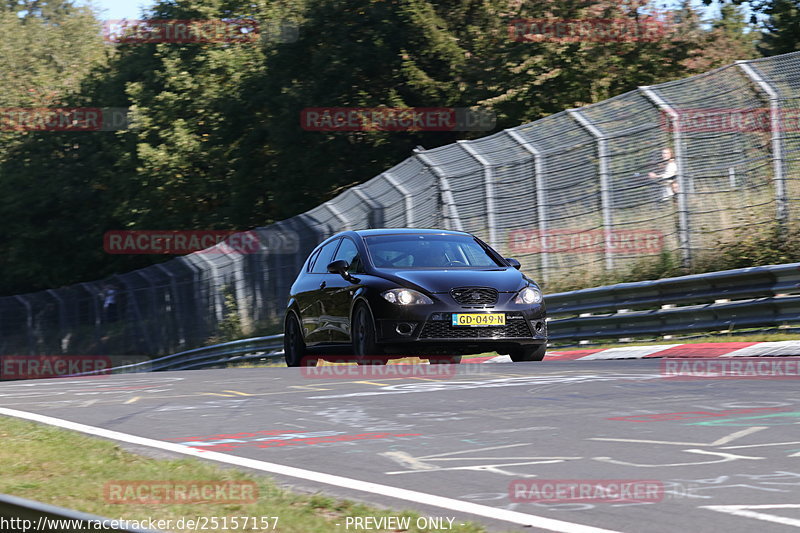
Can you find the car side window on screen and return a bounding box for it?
[305,248,321,273]
[333,238,363,273]
[310,239,341,273]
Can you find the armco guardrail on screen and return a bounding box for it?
[73,263,800,375]
[0,494,162,533]
[134,334,284,371]
[71,335,285,376]
[546,263,800,340]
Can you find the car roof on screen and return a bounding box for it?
[352,228,471,237]
[312,228,474,250]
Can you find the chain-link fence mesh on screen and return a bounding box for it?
[3,52,800,356]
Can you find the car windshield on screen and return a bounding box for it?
[364,234,503,269]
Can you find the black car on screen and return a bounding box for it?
[283,229,547,366]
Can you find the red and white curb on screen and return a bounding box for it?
[473,341,800,363]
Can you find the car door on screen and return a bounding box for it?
[303,238,341,345]
[291,248,320,336]
[323,237,363,343]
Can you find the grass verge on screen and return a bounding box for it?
[0,417,486,533]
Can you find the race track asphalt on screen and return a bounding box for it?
[1,358,799,532]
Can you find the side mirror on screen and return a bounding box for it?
[505,258,521,270]
[327,259,349,275]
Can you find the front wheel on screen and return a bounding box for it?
[284,313,317,367]
[509,344,546,362]
[352,304,386,365]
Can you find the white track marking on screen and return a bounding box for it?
[710,427,770,445]
[484,355,511,363]
[593,449,763,468]
[721,441,800,449]
[590,426,767,447]
[578,345,676,360]
[702,504,800,527]
[722,341,800,357]
[385,460,569,475]
[0,407,621,533]
[412,443,531,458]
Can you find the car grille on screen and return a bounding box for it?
[450,287,498,305]
[420,320,532,339]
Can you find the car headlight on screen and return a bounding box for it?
[514,286,543,305]
[381,289,433,305]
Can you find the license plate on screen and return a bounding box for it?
[451,313,506,327]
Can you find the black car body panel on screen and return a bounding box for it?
[285,228,547,360]
[374,268,524,294]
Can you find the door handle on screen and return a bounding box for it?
[319,281,327,289]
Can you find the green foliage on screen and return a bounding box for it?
[759,0,800,56]
[703,0,800,56]
[213,287,244,343]
[546,223,800,294]
[694,223,800,270]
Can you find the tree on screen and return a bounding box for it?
[683,2,758,70]
[251,0,480,219]
[759,0,800,55]
[0,0,110,293]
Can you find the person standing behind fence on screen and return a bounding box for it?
[102,283,119,323]
[648,147,678,202]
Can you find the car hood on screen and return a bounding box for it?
[373,268,525,293]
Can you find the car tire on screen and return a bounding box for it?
[509,344,547,362]
[428,356,462,364]
[353,303,386,365]
[284,313,317,367]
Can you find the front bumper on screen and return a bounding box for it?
[372,297,547,354]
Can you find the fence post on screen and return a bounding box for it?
[737,60,788,227]
[133,272,158,354]
[325,201,352,230]
[189,253,224,325]
[567,109,615,272]
[80,282,103,348]
[505,129,549,285]
[46,289,66,354]
[14,295,34,355]
[155,264,185,347]
[352,186,385,228]
[414,151,464,231]
[382,172,414,227]
[640,85,692,270]
[458,140,497,247]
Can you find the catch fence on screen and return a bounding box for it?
[3,51,800,356]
